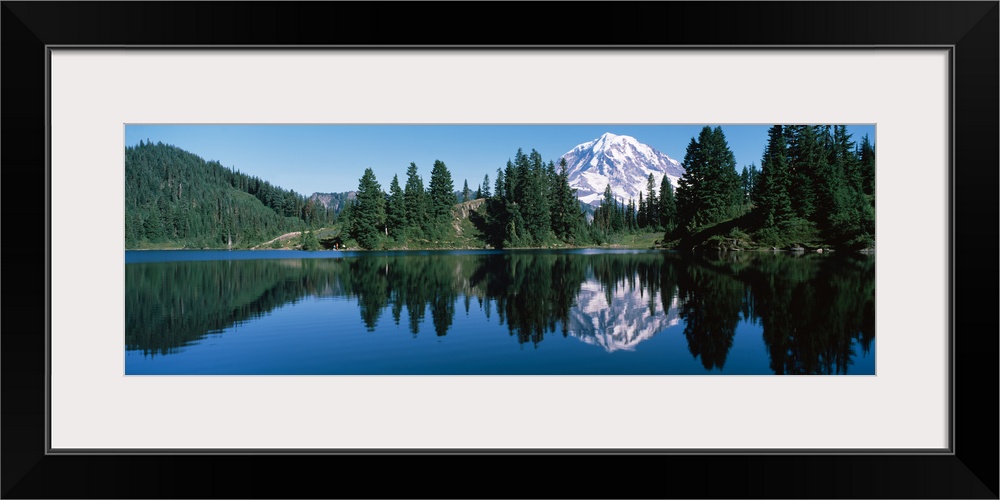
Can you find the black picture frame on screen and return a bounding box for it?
[3,2,997,498]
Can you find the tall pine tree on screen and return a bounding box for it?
[404,162,427,234]
[427,159,455,240]
[386,174,407,240]
[428,160,454,219]
[481,173,491,199]
[551,157,579,243]
[646,173,659,230]
[858,134,876,197]
[826,126,874,249]
[755,125,793,229]
[350,168,386,250]
[659,175,677,238]
[786,125,827,221]
[676,126,741,232]
[520,149,552,244]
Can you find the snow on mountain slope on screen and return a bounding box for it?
[561,132,685,207]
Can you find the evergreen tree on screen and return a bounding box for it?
[676,131,709,230]
[638,192,646,229]
[504,203,526,247]
[833,126,861,192]
[504,154,528,246]
[481,173,491,199]
[676,126,741,232]
[660,175,677,238]
[827,183,875,249]
[858,134,876,197]
[386,174,407,239]
[550,158,579,243]
[404,162,428,233]
[428,159,455,218]
[709,127,742,218]
[826,126,874,249]
[503,159,517,202]
[615,197,624,232]
[786,125,828,220]
[755,125,794,229]
[462,179,470,202]
[338,201,354,239]
[811,125,849,233]
[594,184,615,234]
[513,149,551,244]
[481,168,507,247]
[494,168,505,201]
[626,198,637,231]
[646,173,659,230]
[143,204,166,242]
[493,159,526,247]
[427,160,455,240]
[350,168,387,250]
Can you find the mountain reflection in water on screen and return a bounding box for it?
[125,250,874,375]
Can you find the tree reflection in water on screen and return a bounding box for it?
[126,250,874,374]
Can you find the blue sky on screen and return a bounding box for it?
[125,124,876,196]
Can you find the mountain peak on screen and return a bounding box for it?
[561,134,685,207]
[578,132,627,150]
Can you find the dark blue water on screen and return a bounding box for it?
[124,249,875,375]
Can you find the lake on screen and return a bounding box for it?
[125,249,875,375]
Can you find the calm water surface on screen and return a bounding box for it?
[125,249,875,375]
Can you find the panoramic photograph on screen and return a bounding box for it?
[124,124,876,375]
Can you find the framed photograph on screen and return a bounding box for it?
[5,2,996,498]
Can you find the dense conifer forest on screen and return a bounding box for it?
[125,141,336,248]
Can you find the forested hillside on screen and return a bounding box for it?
[125,141,335,249]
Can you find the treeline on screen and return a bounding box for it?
[125,141,336,248]
[753,125,875,249]
[668,125,875,250]
[342,160,461,249]
[343,149,591,250]
[479,149,586,248]
[591,173,678,239]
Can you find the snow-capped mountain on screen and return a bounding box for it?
[561,132,685,207]
[564,279,681,353]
